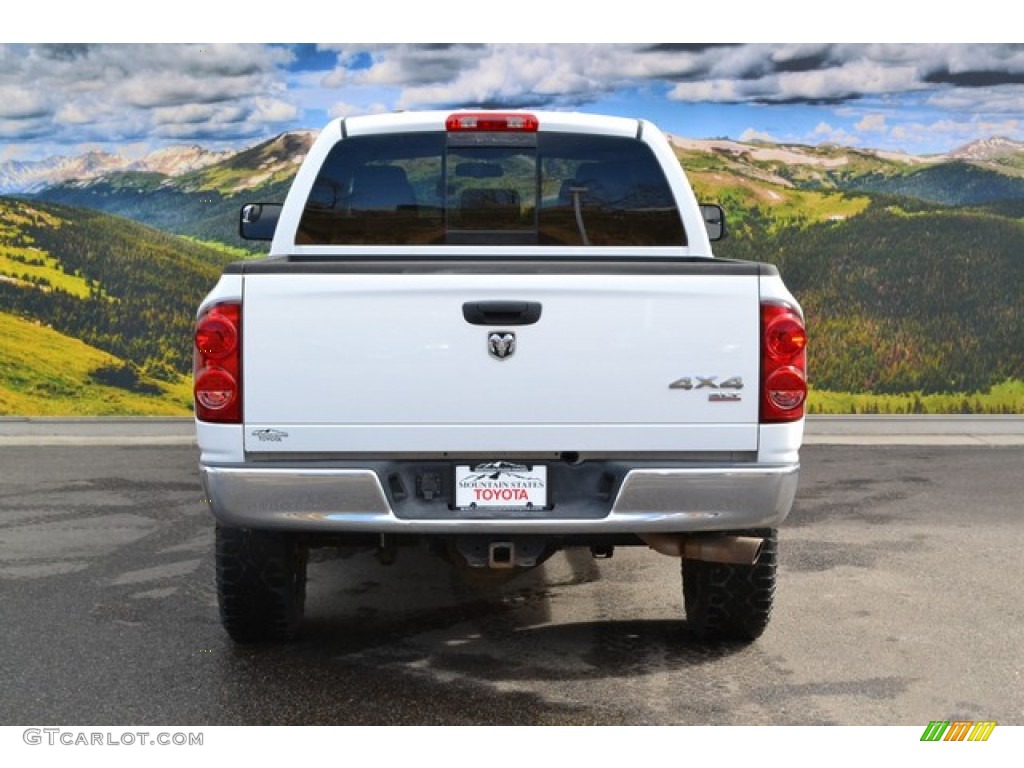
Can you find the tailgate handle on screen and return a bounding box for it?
[462,301,542,326]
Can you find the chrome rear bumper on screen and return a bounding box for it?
[201,462,799,534]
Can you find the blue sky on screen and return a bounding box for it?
[2,40,1023,161]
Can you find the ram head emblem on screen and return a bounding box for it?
[487,331,516,360]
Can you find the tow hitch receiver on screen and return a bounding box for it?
[454,536,549,569]
[489,542,514,569]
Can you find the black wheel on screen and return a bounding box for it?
[215,527,308,643]
[682,528,777,642]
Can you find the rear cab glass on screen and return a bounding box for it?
[296,131,686,247]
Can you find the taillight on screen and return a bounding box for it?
[194,302,241,423]
[446,112,539,132]
[761,302,807,423]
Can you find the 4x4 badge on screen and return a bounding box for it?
[669,376,744,390]
[488,331,516,360]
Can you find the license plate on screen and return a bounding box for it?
[454,462,548,510]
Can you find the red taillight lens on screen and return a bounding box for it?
[194,302,241,423]
[446,112,539,132]
[765,315,807,360]
[761,303,807,423]
[194,316,237,359]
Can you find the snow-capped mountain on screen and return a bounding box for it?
[130,145,233,176]
[0,151,126,194]
[0,144,236,194]
[948,136,1024,162]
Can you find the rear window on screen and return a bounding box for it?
[296,131,686,246]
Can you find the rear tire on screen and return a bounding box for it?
[682,528,777,642]
[216,527,308,643]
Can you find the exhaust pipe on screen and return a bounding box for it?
[639,534,764,565]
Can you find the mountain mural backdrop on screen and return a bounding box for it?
[1,131,1022,415]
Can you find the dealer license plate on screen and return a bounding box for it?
[454,462,548,510]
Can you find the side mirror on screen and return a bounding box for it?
[699,203,726,242]
[239,203,282,241]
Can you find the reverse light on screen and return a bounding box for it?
[194,368,237,410]
[194,302,241,423]
[765,367,807,411]
[446,112,539,132]
[761,303,807,423]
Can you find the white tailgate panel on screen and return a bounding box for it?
[243,273,760,453]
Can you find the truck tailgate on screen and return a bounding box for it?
[242,272,761,453]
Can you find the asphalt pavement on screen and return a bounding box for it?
[0,422,1021,725]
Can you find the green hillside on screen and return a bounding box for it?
[33,176,287,249]
[0,203,92,298]
[675,141,908,189]
[688,168,871,239]
[844,162,1024,205]
[680,140,1023,405]
[0,312,191,415]
[676,139,1024,206]
[0,197,240,415]
[715,200,1024,397]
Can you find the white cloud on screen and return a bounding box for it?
[855,114,887,132]
[810,121,861,146]
[391,45,618,108]
[152,103,248,126]
[321,45,644,109]
[669,80,745,102]
[739,128,779,143]
[0,116,50,139]
[927,85,1024,114]
[327,101,390,119]
[327,101,360,118]
[0,86,50,119]
[116,72,270,109]
[0,43,298,150]
[669,59,924,104]
[55,102,96,125]
[4,43,1024,158]
[781,61,921,100]
[250,98,298,123]
[889,117,1022,148]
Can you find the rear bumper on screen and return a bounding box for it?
[201,462,800,535]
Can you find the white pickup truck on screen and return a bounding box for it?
[194,110,807,644]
